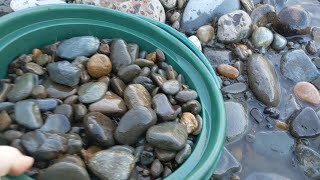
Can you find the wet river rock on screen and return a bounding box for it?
[290,107,320,138]
[15,100,43,129]
[40,114,71,133]
[78,82,107,104]
[47,61,81,87]
[146,122,188,151]
[83,112,116,147]
[21,130,67,160]
[152,93,179,121]
[89,91,127,116]
[124,84,152,109]
[88,149,135,180]
[115,106,157,145]
[110,39,133,73]
[38,162,90,180]
[57,36,100,60]
[247,54,280,107]
[273,6,311,36]
[7,73,38,102]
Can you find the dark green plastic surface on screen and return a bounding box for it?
[0,5,225,180]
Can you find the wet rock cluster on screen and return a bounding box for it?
[0,36,202,179]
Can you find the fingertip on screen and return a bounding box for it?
[8,155,34,176]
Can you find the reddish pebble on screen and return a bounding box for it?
[216,64,239,79]
[293,81,320,105]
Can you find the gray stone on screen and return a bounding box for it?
[140,151,154,165]
[290,107,320,138]
[280,49,319,82]
[175,90,198,103]
[161,80,181,95]
[253,131,294,159]
[155,148,176,162]
[54,104,74,121]
[3,130,23,142]
[110,145,135,154]
[132,76,155,92]
[76,0,165,22]
[115,106,157,145]
[150,159,163,177]
[124,84,152,109]
[252,27,274,48]
[78,82,107,104]
[38,162,90,180]
[175,144,191,164]
[40,114,71,133]
[65,133,82,154]
[181,0,240,33]
[110,77,126,97]
[135,58,155,68]
[246,172,290,180]
[152,93,178,121]
[312,76,320,90]
[55,155,85,168]
[83,112,116,147]
[182,100,202,115]
[47,61,81,87]
[35,98,58,112]
[110,39,133,72]
[43,79,77,100]
[57,36,100,60]
[203,48,232,67]
[248,54,280,107]
[0,102,14,111]
[7,73,38,102]
[225,101,248,143]
[88,150,135,180]
[15,100,43,129]
[118,64,141,83]
[272,33,287,51]
[213,147,241,178]
[217,10,252,43]
[295,144,320,179]
[21,130,67,160]
[89,91,127,116]
[250,4,276,27]
[146,122,188,151]
[221,82,247,94]
[280,94,301,120]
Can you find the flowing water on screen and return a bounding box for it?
[225,1,320,179]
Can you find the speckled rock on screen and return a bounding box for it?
[248,54,280,107]
[295,144,320,179]
[88,150,135,180]
[217,10,252,43]
[179,112,198,134]
[280,49,319,83]
[76,0,165,22]
[181,0,240,33]
[57,36,100,60]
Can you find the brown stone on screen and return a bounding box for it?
[87,54,112,78]
[80,146,103,163]
[275,120,289,131]
[293,82,320,105]
[179,112,198,134]
[0,111,11,132]
[216,64,239,79]
[32,85,48,99]
[32,48,43,60]
[146,52,157,62]
[124,84,152,109]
